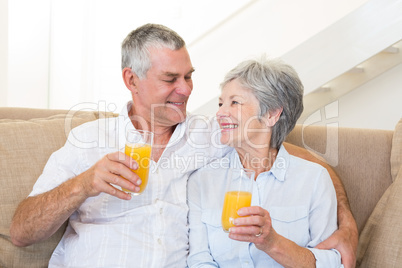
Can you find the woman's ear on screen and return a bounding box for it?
[122,67,138,94]
[265,108,283,127]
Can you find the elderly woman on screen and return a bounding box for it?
[187,56,342,267]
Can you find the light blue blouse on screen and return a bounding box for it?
[187,145,343,268]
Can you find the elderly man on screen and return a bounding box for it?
[10,24,357,267]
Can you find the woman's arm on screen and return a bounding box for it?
[284,142,358,267]
[230,167,342,267]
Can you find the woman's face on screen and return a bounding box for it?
[217,79,269,149]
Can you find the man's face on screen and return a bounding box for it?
[131,46,194,129]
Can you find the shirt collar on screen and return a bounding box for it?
[228,144,289,182]
[118,101,187,149]
[269,144,289,182]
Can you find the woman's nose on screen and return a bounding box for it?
[216,104,229,119]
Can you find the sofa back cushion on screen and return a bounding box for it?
[390,118,402,181]
[286,124,394,233]
[0,111,100,267]
[356,118,402,267]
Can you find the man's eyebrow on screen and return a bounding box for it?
[163,68,195,77]
[188,67,196,74]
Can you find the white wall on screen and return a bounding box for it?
[7,0,50,108]
[2,0,368,111]
[195,64,402,131]
[0,0,8,106]
[187,0,370,112]
[3,0,399,130]
[3,0,248,112]
[336,64,402,130]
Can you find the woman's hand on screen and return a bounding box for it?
[228,206,316,267]
[228,206,278,252]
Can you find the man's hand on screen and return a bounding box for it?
[79,151,142,200]
[10,151,142,247]
[316,225,358,268]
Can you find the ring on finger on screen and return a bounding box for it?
[255,227,263,237]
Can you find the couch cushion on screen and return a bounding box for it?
[0,112,98,267]
[286,124,393,233]
[390,118,402,181]
[357,164,402,267]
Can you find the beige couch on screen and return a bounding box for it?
[0,107,401,267]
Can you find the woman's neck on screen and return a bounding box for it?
[236,146,278,178]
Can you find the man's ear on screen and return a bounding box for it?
[265,107,283,127]
[122,67,138,93]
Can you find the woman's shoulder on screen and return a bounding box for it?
[190,156,230,179]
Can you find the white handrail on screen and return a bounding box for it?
[281,0,402,95]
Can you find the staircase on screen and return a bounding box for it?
[191,0,402,124]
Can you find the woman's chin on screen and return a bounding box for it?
[220,137,232,147]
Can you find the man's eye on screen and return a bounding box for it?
[218,103,223,107]
[232,101,240,105]
[185,76,192,80]
[164,78,177,83]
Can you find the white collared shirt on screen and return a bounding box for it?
[30,101,228,268]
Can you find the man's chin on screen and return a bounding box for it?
[155,109,187,128]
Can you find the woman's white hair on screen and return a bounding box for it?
[220,55,304,149]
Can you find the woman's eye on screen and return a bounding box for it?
[232,100,240,105]
[218,103,223,107]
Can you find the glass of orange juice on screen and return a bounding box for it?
[221,168,255,232]
[122,129,153,196]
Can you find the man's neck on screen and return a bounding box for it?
[129,108,177,162]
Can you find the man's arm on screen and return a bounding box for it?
[284,142,358,268]
[10,152,140,247]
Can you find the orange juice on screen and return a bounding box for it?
[122,143,152,194]
[221,191,252,232]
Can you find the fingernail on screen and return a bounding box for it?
[137,179,142,185]
[135,186,140,192]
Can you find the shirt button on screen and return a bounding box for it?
[159,208,163,214]
[157,238,162,245]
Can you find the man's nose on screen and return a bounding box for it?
[175,79,192,97]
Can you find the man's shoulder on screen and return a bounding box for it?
[66,116,120,149]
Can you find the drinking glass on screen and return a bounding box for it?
[221,168,255,232]
[122,129,153,195]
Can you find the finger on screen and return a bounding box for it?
[104,172,141,193]
[341,255,354,268]
[230,225,262,237]
[237,206,265,217]
[233,215,265,227]
[88,170,135,200]
[106,152,138,170]
[106,161,142,186]
[315,236,337,250]
[103,152,141,186]
[101,181,133,200]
